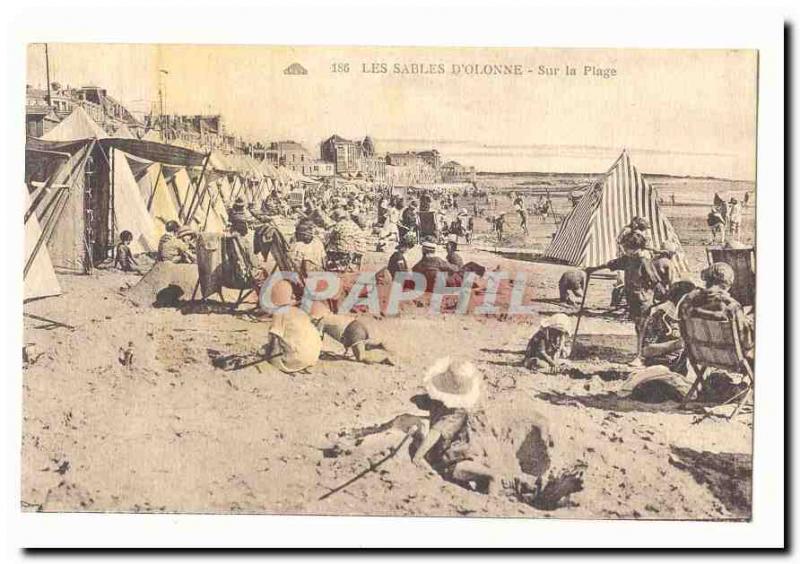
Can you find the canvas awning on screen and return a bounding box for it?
[99,138,208,168]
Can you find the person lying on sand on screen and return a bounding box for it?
[308,302,395,366]
[523,313,573,374]
[411,358,500,495]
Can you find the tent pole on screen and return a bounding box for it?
[109,146,116,261]
[570,271,592,358]
[24,186,68,279]
[183,152,211,223]
[146,164,163,212]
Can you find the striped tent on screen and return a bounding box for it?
[543,150,688,270]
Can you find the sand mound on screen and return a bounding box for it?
[127,262,199,307]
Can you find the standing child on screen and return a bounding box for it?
[412,358,499,495]
[523,313,572,373]
[586,231,665,365]
[114,230,139,272]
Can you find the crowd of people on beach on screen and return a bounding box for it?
[109,179,754,503]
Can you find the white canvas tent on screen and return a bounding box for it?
[24,188,61,301]
[38,107,158,254]
[543,150,688,270]
[137,163,181,228]
[41,106,108,140]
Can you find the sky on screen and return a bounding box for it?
[27,44,758,180]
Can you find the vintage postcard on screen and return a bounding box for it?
[22,44,758,523]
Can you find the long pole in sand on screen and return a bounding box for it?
[571,271,591,358]
[318,431,413,501]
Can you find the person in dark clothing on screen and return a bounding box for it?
[412,241,460,292]
[586,231,665,364]
[399,200,420,242]
[445,238,464,269]
[388,239,412,279]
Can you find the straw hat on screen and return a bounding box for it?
[176,226,196,239]
[540,313,573,335]
[424,357,481,409]
[421,241,437,252]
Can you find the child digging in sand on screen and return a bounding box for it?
[523,313,573,374]
[412,358,500,495]
[308,302,395,366]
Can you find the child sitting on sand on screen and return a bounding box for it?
[308,302,395,365]
[523,313,573,374]
[412,358,500,495]
[114,230,139,273]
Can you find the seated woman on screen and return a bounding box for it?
[639,281,696,375]
[678,262,754,365]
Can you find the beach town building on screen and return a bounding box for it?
[441,160,476,183]
[320,134,365,174]
[25,83,144,137]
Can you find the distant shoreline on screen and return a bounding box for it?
[476,171,754,183]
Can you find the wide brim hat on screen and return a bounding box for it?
[176,226,196,238]
[540,313,573,335]
[424,357,481,409]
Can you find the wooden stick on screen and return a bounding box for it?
[318,432,413,501]
[570,271,591,358]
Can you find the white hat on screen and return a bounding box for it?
[421,241,437,251]
[424,357,481,409]
[540,313,573,335]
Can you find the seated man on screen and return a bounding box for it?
[290,219,326,277]
[412,241,461,293]
[640,280,697,375]
[678,262,754,365]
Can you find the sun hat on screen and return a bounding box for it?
[540,313,573,335]
[177,226,196,238]
[424,357,481,409]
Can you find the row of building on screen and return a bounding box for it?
[26,82,476,184]
[253,135,476,184]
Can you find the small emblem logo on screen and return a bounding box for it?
[284,63,308,76]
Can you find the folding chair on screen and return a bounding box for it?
[680,314,754,419]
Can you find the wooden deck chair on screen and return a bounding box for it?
[679,313,754,419]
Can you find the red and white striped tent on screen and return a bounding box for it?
[543,150,688,270]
